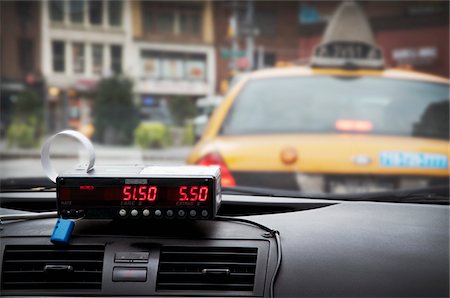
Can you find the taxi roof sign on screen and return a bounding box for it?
[310,1,385,69]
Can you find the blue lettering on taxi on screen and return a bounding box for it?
[380,152,448,169]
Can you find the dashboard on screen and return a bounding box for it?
[1,195,449,297]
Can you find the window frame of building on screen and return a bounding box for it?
[92,44,104,75]
[111,45,122,74]
[72,42,85,74]
[52,40,65,73]
[18,38,34,74]
[140,50,207,82]
[69,0,85,24]
[49,0,65,23]
[141,3,203,37]
[88,0,103,26]
[108,0,123,27]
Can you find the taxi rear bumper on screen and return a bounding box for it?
[232,171,448,194]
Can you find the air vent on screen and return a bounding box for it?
[1,245,104,291]
[157,246,258,293]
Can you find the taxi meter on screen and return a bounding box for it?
[57,165,221,220]
[41,130,221,221]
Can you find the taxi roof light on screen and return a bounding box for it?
[310,1,385,70]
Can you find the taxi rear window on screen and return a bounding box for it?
[221,76,449,140]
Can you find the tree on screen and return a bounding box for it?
[167,96,197,126]
[6,88,44,148]
[93,77,139,145]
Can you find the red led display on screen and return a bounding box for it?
[60,182,211,208]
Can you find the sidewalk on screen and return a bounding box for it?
[0,140,192,162]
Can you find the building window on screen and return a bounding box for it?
[72,43,85,73]
[52,41,65,72]
[161,53,184,79]
[111,45,122,74]
[49,0,64,22]
[108,0,122,26]
[141,51,161,78]
[179,9,202,36]
[92,44,103,75]
[142,3,202,36]
[88,0,103,25]
[156,11,175,34]
[140,50,206,81]
[69,0,84,24]
[185,54,206,80]
[255,10,276,36]
[18,39,34,74]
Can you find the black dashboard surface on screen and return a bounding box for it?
[1,195,449,297]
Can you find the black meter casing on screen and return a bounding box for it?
[56,165,221,220]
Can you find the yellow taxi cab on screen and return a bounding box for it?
[187,2,449,194]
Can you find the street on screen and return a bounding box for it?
[0,144,191,179]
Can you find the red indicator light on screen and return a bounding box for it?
[80,185,94,190]
[335,120,373,132]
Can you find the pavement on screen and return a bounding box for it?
[0,140,193,179]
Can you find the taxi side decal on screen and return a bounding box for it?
[380,152,448,169]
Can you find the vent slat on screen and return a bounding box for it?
[3,260,103,263]
[1,245,104,291]
[156,246,257,293]
[160,261,256,266]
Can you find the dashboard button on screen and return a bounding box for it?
[166,210,174,217]
[119,209,127,217]
[201,210,209,217]
[189,210,197,217]
[178,210,185,217]
[154,210,162,217]
[130,252,149,263]
[131,209,138,217]
[113,267,147,282]
[142,209,150,217]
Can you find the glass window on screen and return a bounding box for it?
[92,44,103,75]
[52,41,65,72]
[142,10,153,32]
[111,45,122,74]
[185,55,206,81]
[156,11,175,33]
[161,54,184,79]
[222,76,449,140]
[108,0,122,26]
[18,39,34,74]
[49,0,64,22]
[69,0,84,24]
[72,43,85,74]
[88,0,103,25]
[180,11,202,36]
[141,51,161,78]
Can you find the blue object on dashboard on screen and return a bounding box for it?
[50,218,75,245]
[380,152,448,169]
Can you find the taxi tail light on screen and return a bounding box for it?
[196,152,236,187]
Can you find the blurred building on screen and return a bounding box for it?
[130,1,216,123]
[213,1,300,93]
[40,0,132,132]
[298,1,449,77]
[0,1,43,135]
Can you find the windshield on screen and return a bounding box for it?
[1,0,449,200]
[222,77,449,140]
